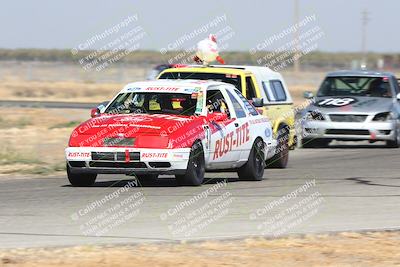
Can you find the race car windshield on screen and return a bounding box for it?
[317,76,392,98]
[105,92,198,116]
[159,72,242,91]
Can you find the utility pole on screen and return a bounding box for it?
[293,0,300,73]
[361,9,370,68]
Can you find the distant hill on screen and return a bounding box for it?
[0,48,399,70]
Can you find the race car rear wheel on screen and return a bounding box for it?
[135,174,159,186]
[67,164,97,187]
[176,142,205,186]
[237,138,265,181]
[266,125,289,168]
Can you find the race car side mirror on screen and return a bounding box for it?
[252,98,264,107]
[208,112,228,122]
[303,91,314,99]
[396,93,400,101]
[91,107,100,118]
[91,101,109,117]
[97,101,109,112]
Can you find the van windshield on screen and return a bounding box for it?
[159,71,242,91]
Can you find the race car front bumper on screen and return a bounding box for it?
[65,147,191,175]
[301,120,397,141]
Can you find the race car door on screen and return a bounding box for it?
[205,87,241,169]
[224,88,254,163]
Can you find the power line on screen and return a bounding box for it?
[293,0,300,73]
[361,9,370,67]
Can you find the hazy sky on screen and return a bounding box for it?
[0,0,398,52]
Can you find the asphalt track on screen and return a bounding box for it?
[0,142,400,248]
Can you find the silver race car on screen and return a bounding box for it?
[298,70,400,148]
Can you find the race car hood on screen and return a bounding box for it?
[308,96,394,114]
[69,113,206,148]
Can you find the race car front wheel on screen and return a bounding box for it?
[238,138,265,181]
[67,164,97,187]
[386,129,400,148]
[176,142,205,186]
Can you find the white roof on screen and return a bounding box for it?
[120,79,226,94]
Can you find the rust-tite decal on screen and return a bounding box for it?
[213,122,250,159]
[67,152,91,158]
[142,152,168,159]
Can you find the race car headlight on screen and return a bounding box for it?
[372,112,393,121]
[305,111,325,121]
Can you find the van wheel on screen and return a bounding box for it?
[67,164,97,187]
[176,142,205,186]
[266,126,289,168]
[238,139,265,181]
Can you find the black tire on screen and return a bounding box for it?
[301,138,330,148]
[176,142,205,186]
[386,129,400,148]
[386,140,399,148]
[135,174,159,186]
[237,138,265,181]
[67,164,97,187]
[266,126,289,168]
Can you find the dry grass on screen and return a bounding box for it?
[0,80,123,103]
[0,79,314,105]
[0,231,399,267]
[0,108,88,176]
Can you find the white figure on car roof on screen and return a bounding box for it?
[194,34,225,66]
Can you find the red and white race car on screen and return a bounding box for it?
[65,80,277,186]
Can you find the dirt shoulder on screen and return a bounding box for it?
[1,231,399,267]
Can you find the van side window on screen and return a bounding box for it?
[245,76,257,99]
[234,89,259,116]
[264,80,287,102]
[226,90,247,118]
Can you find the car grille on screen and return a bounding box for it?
[91,152,140,161]
[325,129,370,135]
[69,161,85,167]
[88,161,147,168]
[329,114,367,122]
[103,137,135,146]
[149,162,171,168]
